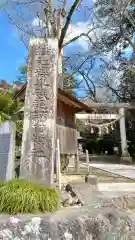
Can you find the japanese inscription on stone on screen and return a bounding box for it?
[20,38,58,186]
[0,121,15,180]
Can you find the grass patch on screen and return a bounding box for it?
[0,179,60,214]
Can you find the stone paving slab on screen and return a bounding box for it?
[98,183,135,192]
[98,183,135,197]
[81,162,135,180]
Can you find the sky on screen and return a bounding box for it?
[0,0,93,84]
[0,0,133,88]
[0,11,27,83]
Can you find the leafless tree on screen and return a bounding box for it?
[2,0,100,97]
[5,0,133,101]
[93,0,135,53]
[89,0,135,102]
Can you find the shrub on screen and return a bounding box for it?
[0,179,60,214]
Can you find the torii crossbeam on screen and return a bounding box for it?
[85,102,135,109]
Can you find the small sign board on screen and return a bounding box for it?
[76,114,119,120]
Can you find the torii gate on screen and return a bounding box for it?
[76,103,135,164]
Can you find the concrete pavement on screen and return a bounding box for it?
[81,162,135,180]
[98,182,135,197]
[80,162,135,196]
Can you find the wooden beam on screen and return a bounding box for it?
[85,102,135,109]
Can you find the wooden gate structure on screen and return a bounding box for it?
[76,102,135,163]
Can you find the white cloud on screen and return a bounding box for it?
[31,15,122,63]
[32,17,92,50]
[64,21,92,50]
[32,17,46,28]
[32,18,39,27]
[96,86,115,102]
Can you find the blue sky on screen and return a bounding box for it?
[0,10,27,83]
[0,1,93,84]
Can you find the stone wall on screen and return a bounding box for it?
[0,205,135,239]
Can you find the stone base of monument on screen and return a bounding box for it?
[120,155,132,164]
[67,154,77,172]
[68,155,76,166]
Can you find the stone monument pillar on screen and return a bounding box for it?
[0,121,16,180]
[119,108,132,164]
[20,38,58,186]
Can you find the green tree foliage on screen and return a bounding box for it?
[18,65,27,82]
[14,65,27,85]
[119,68,135,102]
[76,119,86,135]
[93,0,135,55]
[0,92,22,122]
[0,91,23,146]
[63,75,78,95]
[15,64,78,95]
[93,1,135,154]
[118,68,135,154]
[63,65,78,95]
[0,79,13,92]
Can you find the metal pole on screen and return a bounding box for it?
[76,149,79,173]
[86,150,90,174]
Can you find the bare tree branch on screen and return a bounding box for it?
[78,70,97,101]
[59,0,81,50]
[62,27,98,48]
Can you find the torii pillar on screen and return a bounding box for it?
[119,108,132,164]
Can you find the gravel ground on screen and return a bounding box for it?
[59,167,135,215]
